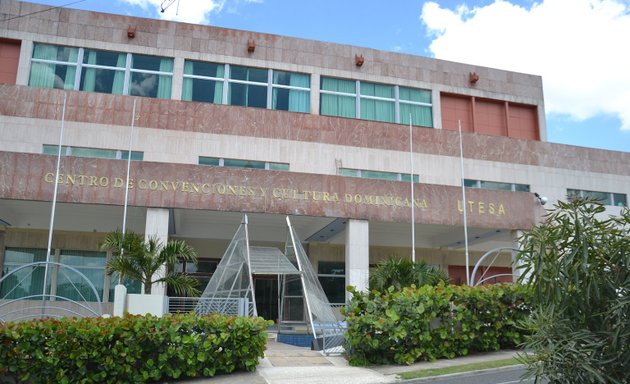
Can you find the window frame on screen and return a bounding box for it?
[320,77,433,127]
[567,188,627,207]
[29,43,173,99]
[199,156,289,171]
[43,145,144,161]
[340,167,419,183]
[182,61,311,112]
[464,179,530,192]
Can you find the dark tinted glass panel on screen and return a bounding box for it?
[185,61,223,78]
[318,261,345,275]
[318,276,346,304]
[132,54,162,71]
[230,66,267,82]
[229,83,267,108]
[82,49,124,67]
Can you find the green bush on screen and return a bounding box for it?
[343,283,530,366]
[0,313,272,383]
[517,200,630,383]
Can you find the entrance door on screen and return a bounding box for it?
[254,275,278,321]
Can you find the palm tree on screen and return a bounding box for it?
[100,230,199,296]
[368,256,449,292]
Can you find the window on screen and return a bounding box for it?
[43,145,143,161]
[0,247,141,303]
[199,156,289,171]
[29,43,173,99]
[228,65,268,108]
[317,261,345,304]
[320,77,432,127]
[58,250,107,302]
[0,248,48,300]
[182,61,310,113]
[567,189,627,207]
[465,179,530,192]
[272,70,310,112]
[182,60,224,103]
[169,259,218,298]
[340,168,419,183]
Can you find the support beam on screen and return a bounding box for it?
[345,219,369,302]
[145,208,169,295]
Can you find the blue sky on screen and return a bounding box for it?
[28,0,630,153]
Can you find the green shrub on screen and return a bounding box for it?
[343,283,530,366]
[0,313,273,383]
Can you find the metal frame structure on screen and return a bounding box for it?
[0,261,104,323]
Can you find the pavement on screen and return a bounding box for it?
[173,334,522,384]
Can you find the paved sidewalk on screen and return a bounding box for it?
[175,341,521,384]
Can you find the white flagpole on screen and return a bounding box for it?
[43,93,67,300]
[458,121,471,286]
[119,99,136,284]
[409,114,416,263]
[122,99,136,236]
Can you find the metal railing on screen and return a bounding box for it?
[167,297,247,316]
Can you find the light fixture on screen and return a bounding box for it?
[469,72,479,84]
[127,26,136,39]
[534,192,548,206]
[247,39,256,53]
[355,54,364,67]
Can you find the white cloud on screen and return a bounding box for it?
[421,0,630,130]
[122,0,225,24]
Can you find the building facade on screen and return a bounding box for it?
[1,1,628,317]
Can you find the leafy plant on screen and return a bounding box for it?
[0,314,273,383]
[343,283,530,366]
[516,199,630,384]
[101,230,199,296]
[368,257,449,292]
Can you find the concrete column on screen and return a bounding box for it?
[16,40,33,86]
[345,219,369,301]
[310,73,320,115]
[144,208,169,295]
[431,89,442,129]
[171,57,184,101]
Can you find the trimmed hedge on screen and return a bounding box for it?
[343,283,531,366]
[0,313,272,383]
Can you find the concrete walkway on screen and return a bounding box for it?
[174,339,521,384]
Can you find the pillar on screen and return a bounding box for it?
[310,73,320,115]
[144,208,169,295]
[345,219,369,301]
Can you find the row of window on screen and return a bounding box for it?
[567,189,627,207]
[320,78,433,127]
[464,179,530,192]
[43,145,144,161]
[0,247,140,303]
[340,168,419,183]
[199,156,289,171]
[29,43,433,127]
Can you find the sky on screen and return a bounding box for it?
[26,0,630,153]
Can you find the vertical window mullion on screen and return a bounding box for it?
[394,85,400,124]
[223,64,229,104]
[355,80,361,118]
[123,53,132,95]
[266,69,273,109]
[74,48,84,91]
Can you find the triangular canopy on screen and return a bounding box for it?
[249,246,300,275]
[196,215,338,338]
